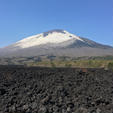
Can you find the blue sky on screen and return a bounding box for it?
[0,0,113,47]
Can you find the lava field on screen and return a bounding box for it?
[0,66,113,113]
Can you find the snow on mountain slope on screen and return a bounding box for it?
[14,30,84,48]
[0,29,113,57]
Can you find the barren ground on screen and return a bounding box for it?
[0,66,113,113]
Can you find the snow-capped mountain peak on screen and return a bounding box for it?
[0,29,113,57]
[15,29,83,48]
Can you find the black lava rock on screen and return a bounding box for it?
[0,66,113,113]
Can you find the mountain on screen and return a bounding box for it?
[0,29,113,57]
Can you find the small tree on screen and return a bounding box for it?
[108,62,113,70]
[37,56,42,62]
[60,56,67,61]
[88,60,93,66]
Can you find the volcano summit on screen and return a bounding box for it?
[0,29,113,57]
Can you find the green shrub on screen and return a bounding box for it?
[51,62,56,68]
[108,62,113,70]
[65,63,72,67]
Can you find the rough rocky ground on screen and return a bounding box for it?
[0,66,113,113]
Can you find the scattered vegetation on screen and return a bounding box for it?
[0,55,113,70]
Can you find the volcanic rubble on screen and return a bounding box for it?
[0,66,113,113]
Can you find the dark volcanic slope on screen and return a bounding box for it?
[0,66,113,113]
